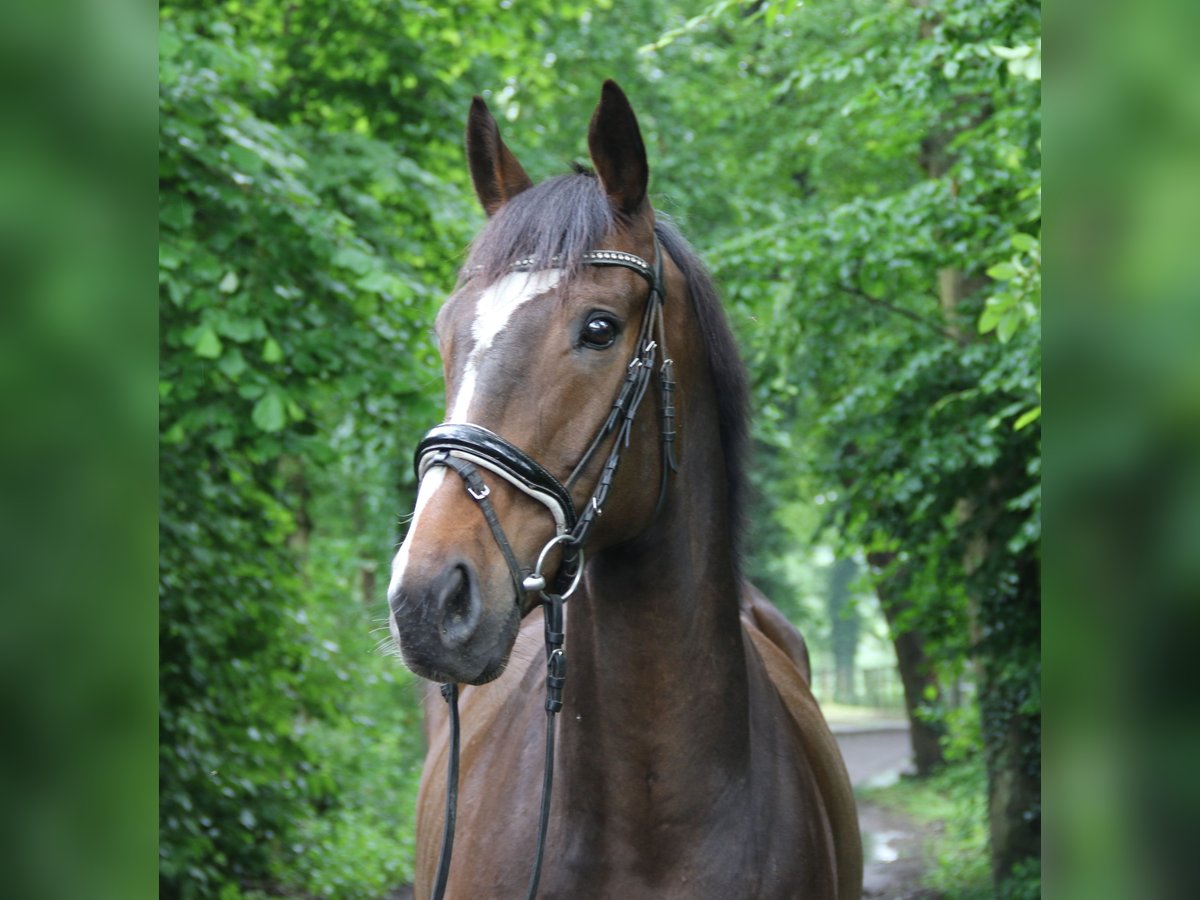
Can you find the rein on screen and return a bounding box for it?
[413,237,675,899]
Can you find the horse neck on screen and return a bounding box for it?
[559,385,750,824]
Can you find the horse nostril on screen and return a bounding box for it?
[437,564,480,647]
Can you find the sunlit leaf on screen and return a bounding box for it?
[194,326,223,359]
[251,392,286,433]
[1013,406,1041,430]
[1011,232,1037,253]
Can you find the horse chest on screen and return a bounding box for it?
[429,720,830,898]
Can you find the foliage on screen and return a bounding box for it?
[158,7,456,895]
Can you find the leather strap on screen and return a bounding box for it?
[436,453,529,598]
[430,682,460,900]
[417,423,578,534]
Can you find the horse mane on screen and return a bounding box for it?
[460,170,749,570]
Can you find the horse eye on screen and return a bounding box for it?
[581,315,618,349]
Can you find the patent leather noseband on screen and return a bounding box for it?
[412,235,677,900]
[416,423,578,536]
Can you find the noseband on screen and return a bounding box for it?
[412,236,678,900]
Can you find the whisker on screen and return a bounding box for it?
[373,636,403,658]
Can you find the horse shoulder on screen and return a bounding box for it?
[739,582,812,685]
[740,588,864,900]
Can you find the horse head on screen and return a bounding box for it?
[388,82,678,685]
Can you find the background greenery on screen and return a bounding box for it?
[159,0,1040,896]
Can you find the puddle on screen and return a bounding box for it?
[859,801,927,896]
[863,767,903,789]
[865,828,906,864]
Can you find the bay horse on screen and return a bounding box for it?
[387,81,862,899]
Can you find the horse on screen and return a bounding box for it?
[387,80,862,899]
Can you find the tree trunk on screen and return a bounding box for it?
[826,557,861,704]
[974,551,1041,888]
[867,551,946,776]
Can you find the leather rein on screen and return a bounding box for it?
[413,236,676,899]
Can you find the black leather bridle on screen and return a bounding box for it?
[413,237,677,900]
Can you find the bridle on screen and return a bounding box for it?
[412,235,677,900]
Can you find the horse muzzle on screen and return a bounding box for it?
[389,559,521,685]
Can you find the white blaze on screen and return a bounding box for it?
[448,269,563,422]
[387,467,447,602]
[389,268,563,604]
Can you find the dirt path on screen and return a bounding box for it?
[857,797,935,899]
[833,725,938,899]
[833,724,913,789]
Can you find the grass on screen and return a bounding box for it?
[858,759,995,899]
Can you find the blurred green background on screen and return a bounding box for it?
[17,0,1200,897]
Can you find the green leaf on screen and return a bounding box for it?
[989,44,1032,61]
[978,297,1010,334]
[1013,406,1041,430]
[219,271,240,293]
[161,198,194,232]
[237,383,265,400]
[978,308,1000,334]
[194,326,223,359]
[225,144,264,174]
[987,262,1017,281]
[215,316,261,343]
[217,348,247,379]
[355,269,392,293]
[262,338,284,363]
[1009,56,1041,81]
[159,30,182,62]
[996,312,1019,344]
[1011,233,1037,253]
[332,247,374,274]
[252,392,286,433]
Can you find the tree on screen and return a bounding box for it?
[637,0,1040,889]
[826,557,861,703]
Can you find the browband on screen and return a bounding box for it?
[508,249,657,289]
[415,423,578,534]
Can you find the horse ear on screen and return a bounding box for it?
[466,96,533,217]
[587,80,649,216]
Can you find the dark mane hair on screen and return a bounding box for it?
[460,171,750,569]
[653,217,750,567]
[460,170,614,285]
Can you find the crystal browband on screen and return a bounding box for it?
[506,250,656,287]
